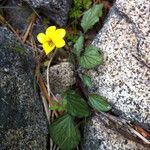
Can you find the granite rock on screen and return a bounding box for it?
[82,0,150,149]
[23,0,72,26]
[82,115,149,150]
[0,27,47,150]
[48,62,75,94]
[91,0,150,130]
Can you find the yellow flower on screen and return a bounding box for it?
[37,26,66,55]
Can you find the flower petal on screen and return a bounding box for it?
[53,38,66,48]
[46,26,56,39]
[43,42,55,55]
[37,33,48,44]
[55,29,66,39]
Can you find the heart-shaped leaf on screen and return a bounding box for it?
[63,90,90,118]
[81,74,93,88]
[49,114,80,150]
[88,94,111,112]
[81,4,103,33]
[79,45,103,69]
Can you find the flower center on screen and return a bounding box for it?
[48,41,55,47]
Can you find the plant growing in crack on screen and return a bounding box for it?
[37,4,111,150]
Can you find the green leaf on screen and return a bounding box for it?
[63,90,90,118]
[66,32,78,45]
[83,0,92,9]
[49,100,65,111]
[79,45,103,69]
[69,7,82,19]
[81,4,103,33]
[49,114,80,150]
[50,105,58,110]
[73,35,84,58]
[81,75,93,88]
[50,105,65,111]
[69,0,82,19]
[88,94,111,112]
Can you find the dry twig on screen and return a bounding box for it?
[37,74,58,117]
[96,112,150,147]
[0,15,23,44]
[22,13,37,43]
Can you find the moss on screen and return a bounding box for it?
[69,0,92,19]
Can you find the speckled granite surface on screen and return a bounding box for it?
[49,62,75,94]
[91,0,150,128]
[81,115,149,150]
[82,0,150,149]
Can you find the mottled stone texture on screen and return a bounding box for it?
[48,62,75,94]
[5,0,32,31]
[82,115,149,150]
[82,0,150,149]
[23,0,72,26]
[0,27,47,150]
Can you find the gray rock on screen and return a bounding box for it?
[48,62,75,94]
[23,0,72,26]
[0,27,47,150]
[3,0,46,41]
[5,0,33,32]
[82,0,150,149]
[82,115,149,150]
